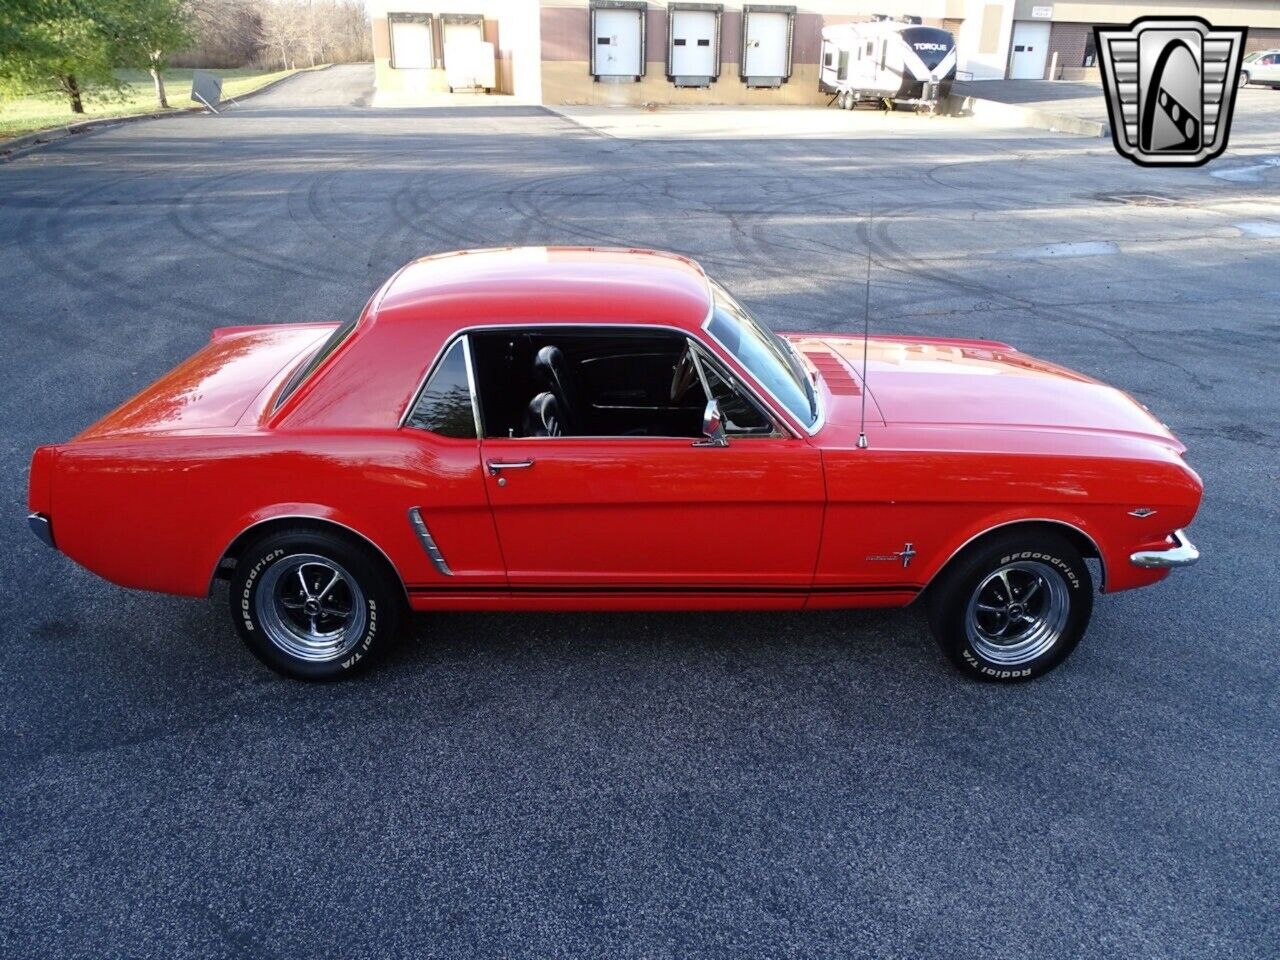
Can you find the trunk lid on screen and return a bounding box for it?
[76,323,334,440]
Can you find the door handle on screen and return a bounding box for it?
[487,459,534,476]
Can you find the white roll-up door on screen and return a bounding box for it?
[442,18,483,53]
[742,8,793,83]
[390,18,433,70]
[669,8,720,83]
[593,8,644,78]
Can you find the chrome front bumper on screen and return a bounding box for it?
[1130,529,1199,569]
[28,512,55,549]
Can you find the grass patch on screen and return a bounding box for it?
[0,67,302,141]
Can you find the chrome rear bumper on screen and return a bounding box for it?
[28,512,55,549]
[1130,529,1199,569]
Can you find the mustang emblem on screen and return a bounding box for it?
[867,543,917,568]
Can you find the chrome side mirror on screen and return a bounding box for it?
[695,399,729,447]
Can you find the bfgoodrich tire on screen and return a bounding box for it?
[229,527,404,681]
[926,529,1093,682]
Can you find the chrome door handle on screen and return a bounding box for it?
[487,459,534,476]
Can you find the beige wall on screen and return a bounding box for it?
[540,2,936,106]
[371,0,542,102]
[1012,1,1280,28]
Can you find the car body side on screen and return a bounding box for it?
[28,249,1202,610]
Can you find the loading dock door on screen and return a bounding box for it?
[442,17,483,55]
[742,7,793,85]
[669,8,720,85]
[593,8,644,79]
[389,17,433,69]
[1009,21,1050,79]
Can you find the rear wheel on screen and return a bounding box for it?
[229,527,405,681]
[926,530,1093,682]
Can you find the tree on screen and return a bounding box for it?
[0,0,117,113]
[108,0,192,108]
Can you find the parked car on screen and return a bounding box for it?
[27,247,1202,682]
[1240,49,1280,87]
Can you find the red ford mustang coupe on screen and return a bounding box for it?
[28,247,1201,682]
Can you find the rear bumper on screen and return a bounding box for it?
[28,512,55,549]
[1130,529,1199,569]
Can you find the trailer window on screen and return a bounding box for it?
[824,51,832,67]
[837,50,849,80]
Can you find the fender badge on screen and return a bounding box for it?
[1129,507,1158,518]
[867,543,917,568]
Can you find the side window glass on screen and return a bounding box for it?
[407,339,476,438]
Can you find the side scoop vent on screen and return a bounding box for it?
[800,346,861,396]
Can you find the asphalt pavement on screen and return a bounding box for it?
[1,64,1276,959]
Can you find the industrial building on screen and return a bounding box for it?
[369,0,1280,106]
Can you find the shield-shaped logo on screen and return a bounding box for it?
[1095,17,1248,167]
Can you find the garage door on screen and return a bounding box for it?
[442,17,483,54]
[742,9,792,83]
[390,18,433,70]
[1010,21,1050,79]
[593,8,644,78]
[670,9,719,83]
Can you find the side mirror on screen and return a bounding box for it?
[695,399,729,447]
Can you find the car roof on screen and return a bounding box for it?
[368,246,713,334]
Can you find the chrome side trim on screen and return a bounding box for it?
[1130,529,1199,569]
[28,512,55,549]
[919,518,1108,596]
[460,334,484,438]
[408,508,453,576]
[397,322,801,440]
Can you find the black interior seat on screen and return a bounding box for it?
[523,392,564,437]
[533,346,586,435]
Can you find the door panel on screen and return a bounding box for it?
[595,9,642,76]
[1009,22,1050,80]
[744,12,790,77]
[671,10,718,77]
[480,437,824,590]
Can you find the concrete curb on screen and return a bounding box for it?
[943,93,1109,138]
[0,63,335,162]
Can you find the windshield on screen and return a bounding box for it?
[705,280,817,430]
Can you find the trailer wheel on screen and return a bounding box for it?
[841,91,854,110]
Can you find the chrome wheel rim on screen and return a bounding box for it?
[965,560,1069,666]
[256,554,367,663]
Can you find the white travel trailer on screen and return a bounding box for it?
[820,16,957,111]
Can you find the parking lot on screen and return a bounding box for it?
[1,64,1277,958]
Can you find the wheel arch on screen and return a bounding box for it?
[211,513,409,606]
[920,518,1106,599]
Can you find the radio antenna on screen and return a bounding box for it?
[857,209,873,449]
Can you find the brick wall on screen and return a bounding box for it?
[1245,28,1280,53]
[1046,21,1096,76]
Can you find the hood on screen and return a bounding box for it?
[802,335,1183,450]
[76,323,333,440]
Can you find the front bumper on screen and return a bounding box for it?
[1130,529,1199,569]
[28,512,55,549]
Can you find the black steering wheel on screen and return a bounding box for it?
[670,343,701,403]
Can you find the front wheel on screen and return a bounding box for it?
[229,527,405,681]
[926,530,1093,682]
[1238,72,1250,88]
